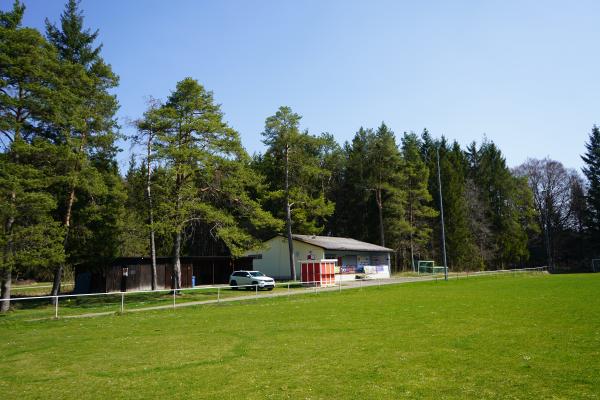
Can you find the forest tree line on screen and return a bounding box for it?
[2,1,600,311]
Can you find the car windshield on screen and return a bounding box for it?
[249,271,265,277]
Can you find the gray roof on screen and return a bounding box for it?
[291,235,393,252]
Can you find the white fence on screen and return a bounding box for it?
[1,267,547,320]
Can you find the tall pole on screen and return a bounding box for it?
[541,190,553,270]
[436,147,448,281]
[284,144,296,280]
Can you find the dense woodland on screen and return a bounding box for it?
[2,1,600,311]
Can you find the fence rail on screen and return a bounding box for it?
[0,267,547,320]
[11,283,74,291]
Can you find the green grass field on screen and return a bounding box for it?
[1,283,315,321]
[1,273,599,399]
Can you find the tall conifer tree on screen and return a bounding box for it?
[0,1,67,311]
[401,132,437,270]
[154,78,280,288]
[582,125,600,253]
[45,0,121,298]
[260,106,333,279]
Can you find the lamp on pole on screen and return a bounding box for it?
[541,189,552,270]
[436,146,448,281]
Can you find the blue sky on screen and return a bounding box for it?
[13,0,600,171]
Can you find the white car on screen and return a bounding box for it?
[229,270,275,290]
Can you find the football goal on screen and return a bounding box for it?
[417,260,447,275]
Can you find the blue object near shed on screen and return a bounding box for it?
[192,275,196,287]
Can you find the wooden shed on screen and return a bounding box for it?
[74,256,254,293]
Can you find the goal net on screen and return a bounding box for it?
[417,260,434,274]
[417,261,447,275]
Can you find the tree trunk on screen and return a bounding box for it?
[286,201,295,280]
[284,145,296,280]
[2,160,17,313]
[0,268,11,313]
[50,200,72,300]
[146,140,157,290]
[172,183,182,290]
[51,132,87,299]
[51,180,74,299]
[375,189,385,247]
[1,202,14,312]
[51,264,63,300]
[150,229,157,290]
[409,200,415,272]
[172,230,182,290]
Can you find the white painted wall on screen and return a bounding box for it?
[245,236,325,280]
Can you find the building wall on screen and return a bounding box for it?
[323,250,391,268]
[246,236,392,280]
[247,237,325,280]
[75,257,253,294]
[323,250,391,278]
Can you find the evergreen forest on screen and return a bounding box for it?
[2,1,600,311]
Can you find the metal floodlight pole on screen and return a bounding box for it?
[436,146,448,281]
[541,189,553,270]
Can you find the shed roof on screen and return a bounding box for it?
[289,234,393,252]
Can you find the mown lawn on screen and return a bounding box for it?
[1,284,306,321]
[0,273,598,399]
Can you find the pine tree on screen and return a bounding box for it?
[259,106,333,279]
[44,0,121,298]
[420,132,445,264]
[469,140,536,268]
[120,157,150,257]
[400,132,437,271]
[442,142,478,270]
[0,143,66,312]
[0,1,67,311]
[369,123,406,248]
[334,124,407,268]
[332,128,375,243]
[582,125,600,254]
[133,99,169,289]
[45,0,101,67]
[154,78,281,288]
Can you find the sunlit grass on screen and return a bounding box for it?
[1,273,598,399]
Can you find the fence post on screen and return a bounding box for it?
[173,288,176,309]
[339,277,342,292]
[120,292,124,313]
[255,284,258,298]
[217,287,220,303]
[54,296,58,319]
[287,282,290,297]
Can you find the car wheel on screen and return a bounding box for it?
[267,287,273,291]
[230,280,238,290]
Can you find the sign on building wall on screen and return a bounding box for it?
[357,255,370,267]
[370,254,387,266]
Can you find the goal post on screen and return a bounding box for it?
[417,260,434,274]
